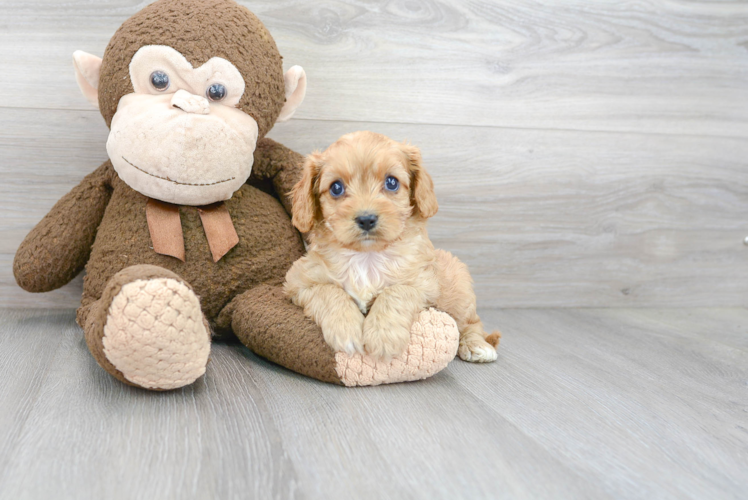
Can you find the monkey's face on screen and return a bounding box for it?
[105,46,258,206]
[73,0,307,206]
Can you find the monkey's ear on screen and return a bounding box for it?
[72,50,102,109]
[291,151,323,233]
[277,66,306,122]
[402,143,438,219]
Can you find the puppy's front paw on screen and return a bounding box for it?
[362,310,411,360]
[321,306,365,355]
[458,337,498,363]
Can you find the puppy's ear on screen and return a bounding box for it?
[401,143,438,218]
[291,152,323,232]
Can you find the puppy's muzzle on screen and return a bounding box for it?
[355,213,378,232]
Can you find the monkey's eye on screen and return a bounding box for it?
[329,181,345,198]
[207,83,227,101]
[150,71,170,91]
[384,176,399,192]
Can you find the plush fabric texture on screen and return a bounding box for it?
[250,137,306,216]
[277,65,306,122]
[14,136,306,371]
[106,90,259,205]
[73,50,102,108]
[13,166,112,293]
[196,202,240,262]
[81,264,209,389]
[98,0,285,138]
[55,139,310,389]
[219,284,343,385]
[102,276,211,390]
[146,199,186,261]
[128,46,246,107]
[221,288,461,387]
[75,153,305,329]
[334,309,459,387]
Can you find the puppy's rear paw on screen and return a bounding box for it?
[458,337,498,363]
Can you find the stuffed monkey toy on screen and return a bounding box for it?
[13,0,459,389]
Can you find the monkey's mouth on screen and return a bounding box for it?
[122,156,236,187]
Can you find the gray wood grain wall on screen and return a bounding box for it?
[1,0,746,308]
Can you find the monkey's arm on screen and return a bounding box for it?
[250,137,304,217]
[14,162,114,293]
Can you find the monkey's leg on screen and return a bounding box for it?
[78,264,211,390]
[218,284,460,386]
[217,284,343,384]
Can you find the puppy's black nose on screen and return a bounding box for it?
[355,214,378,231]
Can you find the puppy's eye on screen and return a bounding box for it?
[150,71,170,91]
[207,83,226,101]
[329,181,345,198]
[384,176,399,192]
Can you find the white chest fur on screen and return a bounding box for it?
[336,249,401,314]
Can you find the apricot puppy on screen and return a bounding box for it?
[284,131,499,362]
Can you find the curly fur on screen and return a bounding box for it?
[285,131,500,362]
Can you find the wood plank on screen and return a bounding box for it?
[0,309,301,500]
[0,108,107,308]
[2,108,745,308]
[596,307,748,351]
[0,309,68,475]
[0,308,746,499]
[0,0,746,137]
[234,355,613,500]
[0,308,609,500]
[451,307,748,500]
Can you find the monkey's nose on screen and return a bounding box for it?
[171,89,210,115]
[355,214,379,232]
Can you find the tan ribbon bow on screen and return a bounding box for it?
[146,198,239,263]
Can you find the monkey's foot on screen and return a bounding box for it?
[225,286,460,386]
[84,265,211,390]
[334,309,460,386]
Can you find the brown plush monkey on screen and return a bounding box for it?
[14,0,460,389]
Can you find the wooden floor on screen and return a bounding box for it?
[0,307,745,500]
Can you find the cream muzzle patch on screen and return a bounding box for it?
[107,45,259,206]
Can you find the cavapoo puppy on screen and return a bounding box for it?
[284,131,500,362]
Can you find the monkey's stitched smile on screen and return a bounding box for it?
[122,156,236,187]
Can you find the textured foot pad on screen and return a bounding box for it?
[102,278,211,390]
[334,308,459,387]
